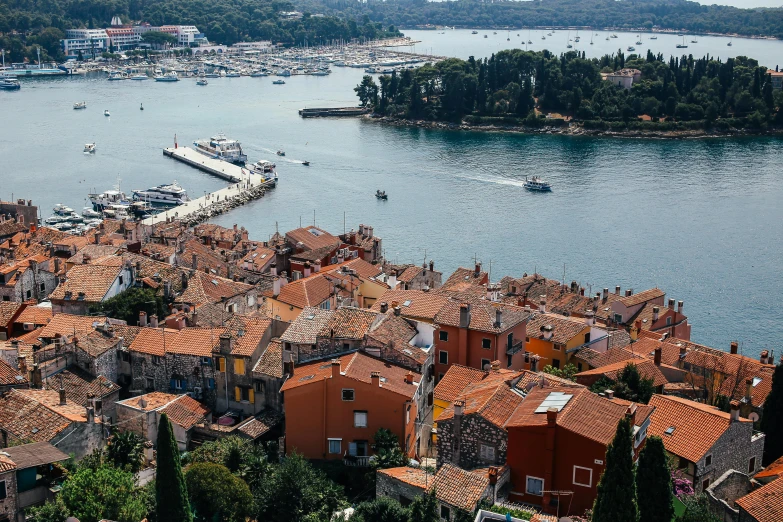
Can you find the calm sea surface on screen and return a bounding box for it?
[0,30,781,356]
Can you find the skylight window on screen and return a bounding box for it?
[309,229,322,236]
[534,392,574,413]
[306,314,315,320]
[211,280,219,286]
[299,375,315,381]
[260,254,267,259]
[665,426,676,435]
[752,377,763,387]
[403,300,412,307]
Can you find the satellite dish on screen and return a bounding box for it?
[749,412,760,422]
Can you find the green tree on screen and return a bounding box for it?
[26,497,69,522]
[408,487,438,522]
[591,363,655,404]
[156,414,192,522]
[637,436,674,522]
[454,508,474,522]
[372,428,408,470]
[185,463,253,522]
[760,362,783,465]
[107,431,145,473]
[676,494,721,522]
[592,417,638,522]
[542,363,578,381]
[353,496,410,522]
[355,75,379,107]
[60,466,147,522]
[142,31,177,47]
[89,287,165,325]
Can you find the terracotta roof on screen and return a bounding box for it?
[397,266,422,283]
[370,290,448,321]
[38,314,107,340]
[74,330,120,357]
[43,367,120,406]
[618,288,665,307]
[280,351,420,399]
[2,441,68,469]
[736,475,783,522]
[438,376,524,428]
[531,515,558,522]
[500,273,561,301]
[275,273,333,309]
[327,258,383,281]
[118,392,180,412]
[253,338,283,378]
[436,301,530,334]
[526,313,589,345]
[111,324,142,345]
[506,387,650,445]
[366,312,425,365]
[432,463,490,512]
[576,359,669,388]
[49,263,122,302]
[279,307,331,345]
[159,395,210,430]
[225,315,272,357]
[577,345,644,369]
[0,302,23,327]
[67,245,120,265]
[129,327,188,356]
[378,466,432,489]
[648,394,749,463]
[514,370,585,394]
[756,456,783,481]
[434,364,492,402]
[0,358,26,386]
[236,409,283,439]
[285,226,341,252]
[0,389,93,443]
[319,307,378,340]
[176,271,253,306]
[14,305,52,326]
[240,247,276,272]
[441,267,488,294]
[0,454,16,472]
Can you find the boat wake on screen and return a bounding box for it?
[258,147,308,164]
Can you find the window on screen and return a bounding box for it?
[406,406,411,424]
[201,356,212,366]
[482,338,491,349]
[234,358,245,374]
[119,275,124,285]
[577,363,583,372]
[573,466,593,487]
[0,480,6,500]
[1,296,8,301]
[40,283,45,292]
[349,441,368,456]
[552,359,560,369]
[152,355,162,365]
[440,505,451,520]
[145,377,154,390]
[479,443,495,462]
[427,391,433,407]
[481,359,491,371]
[526,476,544,496]
[439,351,448,365]
[507,333,514,348]
[26,290,31,299]
[702,479,710,491]
[666,317,672,325]
[705,454,712,467]
[234,386,254,403]
[553,344,561,351]
[342,389,355,401]
[749,457,756,473]
[216,357,226,372]
[171,378,184,390]
[255,381,264,393]
[354,411,368,428]
[613,313,623,324]
[584,332,591,343]
[328,439,342,454]
[439,331,448,342]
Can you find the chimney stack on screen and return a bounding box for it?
[490,360,500,372]
[192,253,198,271]
[605,389,615,400]
[459,304,470,328]
[585,310,595,326]
[654,347,662,366]
[149,315,158,328]
[603,288,609,300]
[625,289,632,297]
[86,406,95,424]
[219,333,232,354]
[270,263,277,276]
[331,359,341,379]
[273,277,281,297]
[541,324,554,341]
[730,342,738,355]
[760,350,770,365]
[454,400,464,417]
[379,302,388,314]
[546,407,558,426]
[371,371,381,387]
[626,403,637,426]
[488,466,499,485]
[429,260,434,272]
[730,400,740,422]
[494,308,502,328]
[303,262,311,278]
[474,263,481,277]
[615,285,621,295]
[677,300,683,314]
[139,311,147,327]
[745,379,753,402]
[59,386,67,406]
[539,295,546,314]
[678,345,687,368]
[668,298,675,310]
[652,306,660,321]
[405,371,414,384]
[393,306,401,317]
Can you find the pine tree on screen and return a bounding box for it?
[637,436,673,522]
[156,413,192,522]
[761,363,783,465]
[593,416,638,522]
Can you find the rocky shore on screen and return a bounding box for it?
[181,184,268,227]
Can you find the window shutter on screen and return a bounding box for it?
[249,388,255,403]
[170,379,176,391]
[234,386,241,402]
[234,358,245,374]
[208,378,215,389]
[218,357,225,372]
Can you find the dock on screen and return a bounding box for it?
[143,146,277,226]
[298,107,370,118]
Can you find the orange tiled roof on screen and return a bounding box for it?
[38,314,107,340]
[279,307,332,345]
[441,267,488,293]
[128,328,183,356]
[366,312,425,364]
[514,370,585,394]
[370,290,448,321]
[434,364,491,402]
[285,226,341,252]
[526,312,589,345]
[617,288,665,307]
[275,273,333,309]
[43,368,119,406]
[755,456,783,481]
[0,454,16,472]
[14,305,52,326]
[74,330,120,357]
[49,263,122,302]
[0,302,23,327]
[736,476,783,522]
[118,391,179,411]
[159,395,210,430]
[326,258,384,282]
[240,247,276,272]
[253,339,283,378]
[176,270,253,306]
[236,409,283,439]
[432,463,490,512]
[378,466,432,489]
[280,351,420,398]
[319,307,378,340]
[225,315,271,357]
[648,394,748,463]
[0,358,26,386]
[575,359,669,387]
[435,300,530,334]
[397,266,423,283]
[438,375,524,428]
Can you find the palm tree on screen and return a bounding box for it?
[107,430,145,473]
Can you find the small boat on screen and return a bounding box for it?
[197,78,208,86]
[650,36,658,40]
[84,143,96,153]
[676,37,688,49]
[272,79,285,85]
[727,40,733,47]
[154,71,179,82]
[104,109,110,117]
[276,150,285,156]
[140,103,144,111]
[627,46,636,52]
[225,71,241,78]
[82,207,102,218]
[567,43,573,49]
[73,101,87,110]
[611,34,618,39]
[107,71,126,81]
[302,160,310,166]
[0,75,20,90]
[484,35,488,39]
[524,176,551,192]
[375,190,388,200]
[130,74,148,80]
[53,204,75,215]
[471,30,478,35]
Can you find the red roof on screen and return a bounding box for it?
[736,476,783,522]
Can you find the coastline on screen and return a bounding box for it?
[364,114,783,140]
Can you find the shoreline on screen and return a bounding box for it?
[363,114,783,140]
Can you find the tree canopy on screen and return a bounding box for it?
[186,463,253,522]
[591,363,656,404]
[59,465,147,522]
[156,414,192,522]
[637,436,674,522]
[593,416,638,522]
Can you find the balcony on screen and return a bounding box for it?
[506,340,525,356]
[343,454,372,467]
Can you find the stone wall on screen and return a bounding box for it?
[436,414,508,470]
[694,421,764,493]
[50,420,104,460]
[0,468,17,521]
[73,343,119,383]
[376,471,426,504]
[0,266,57,303]
[705,470,750,522]
[128,352,217,408]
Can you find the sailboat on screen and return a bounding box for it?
[636,34,643,45]
[567,30,573,49]
[590,30,594,45]
[676,36,688,49]
[527,30,532,45]
[727,39,733,47]
[507,31,510,42]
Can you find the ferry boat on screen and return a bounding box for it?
[84,143,96,153]
[73,101,87,110]
[0,76,20,90]
[524,176,552,192]
[154,71,179,82]
[193,134,247,165]
[88,188,129,210]
[132,182,190,206]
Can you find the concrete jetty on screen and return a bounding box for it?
[163,146,250,182]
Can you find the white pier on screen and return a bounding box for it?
[163,146,254,182]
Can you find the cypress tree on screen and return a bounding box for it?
[593,416,638,522]
[156,413,192,522]
[761,363,783,465]
[637,436,673,522]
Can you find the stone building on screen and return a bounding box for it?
[0,257,58,304]
[116,392,210,451]
[49,259,134,315]
[70,326,122,382]
[252,338,286,412]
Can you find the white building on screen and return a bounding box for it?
[604,68,642,90]
[61,29,110,57]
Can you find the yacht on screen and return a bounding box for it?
[197,78,208,86]
[73,101,87,110]
[132,182,190,206]
[676,37,688,49]
[130,74,148,80]
[102,204,131,220]
[82,207,102,218]
[53,204,75,216]
[0,76,20,90]
[154,71,179,82]
[104,109,110,117]
[88,188,129,210]
[524,176,552,192]
[84,143,96,153]
[107,71,127,81]
[193,134,247,165]
[204,72,220,78]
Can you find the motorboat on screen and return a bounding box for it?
[88,188,129,210]
[193,134,248,165]
[225,71,241,78]
[154,71,179,82]
[524,176,552,192]
[302,160,310,166]
[650,36,658,40]
[272,79,285,85]
[197,78,208,86]
[0,76,20,90]
[276,150,285,156]
[104,109,110,116]
[132,181,190,206]
[84,143,96,153]
[375,190,388,200]
[130,74,148,80]
[82,207,102,218]
[52,204,75,216]
[471,30,478,35]
[73,101,87,110]
[250,160,276,174]
[107,71,127,81]
[727,40,733,47]
[627,46,636,52]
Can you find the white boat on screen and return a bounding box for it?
[650,36,658,40]
[88,188,129,210]
[52,204,75,216]
[130,74,148,80]
[205,72,220,78]
[627,46,636,52]
[524,176,552,192]
[104,109,110,117]
[73,101,87,110]
[107,71,127,81]
[154,71,179,82]
[0,76,20,90]
[132,181,190,206]
[82,207,102,218]
[193,134,247,165]
[471,30,478,35]
[225,71,241,78]
[102,204,131,220]
[272,79,285,85]
[84,143,96,153]
[197,78,208,86]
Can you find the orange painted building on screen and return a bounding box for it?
[433,301,530,379]
[281,352,421,460]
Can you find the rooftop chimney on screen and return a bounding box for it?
[219,333,232,354]
[393,306,401,317]
[539,295,546,314]
[760,350,770,365]
[654,347,662,366]
[313,260,321,273]
[405,371,414,384]
[454,400,465,417]
[615,285,621,295]
[490,360,501,372]
[270,263,277,276]
[668,298,675,310]
[677,300,683,314]
[139,311,147,327]
[429,260,434,272]
[459,304,470,329]
[546,407,558,426]
[488,466,499,485]
[379,302,389,314]
[585,310,595,326]
[331,359,341,379]
[625,289,632,297]
[626,403,637,426]
[273,277,281,297]
[541,324,554,341]
[678,345,687,368]
[730,400,740,422]
[730,342,739,355]
[494,308,502,328]
[303,262,311,278]
[149,315,158,328]
[371,371,381,387]
[652,306,660,321]
[59,386,67,406]
[605,389,615,400]
[86,406,95,423]
[745,379,753,402]
[474,263,481,277]
[603,288,609,299]
[191,253,198,271]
